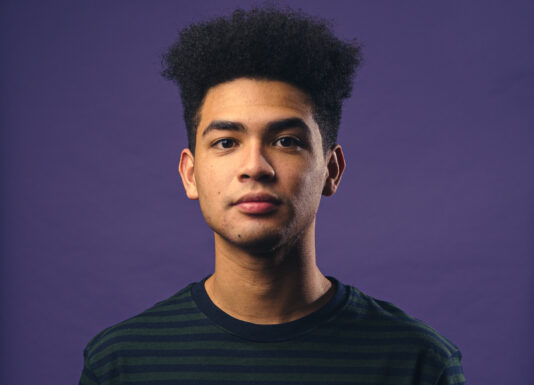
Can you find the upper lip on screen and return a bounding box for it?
[234,192,281,205]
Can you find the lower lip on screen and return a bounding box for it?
[236,201,278,214]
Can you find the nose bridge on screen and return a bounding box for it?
[239,138,275,180]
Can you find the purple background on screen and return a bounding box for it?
[1,1,533,384]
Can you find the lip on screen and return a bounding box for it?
[233,193,281,214]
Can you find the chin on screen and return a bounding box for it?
[224,230,288,255]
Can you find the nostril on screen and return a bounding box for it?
[238,151,275,181]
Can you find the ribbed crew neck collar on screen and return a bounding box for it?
[191,275,349,342]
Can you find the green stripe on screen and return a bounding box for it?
[337,315,457,353]
[78,373,98,385]
[142,300,197,314]
[123,313,206,323]
[99,325,225,337]
[446,373,467,384]
[95,356,417,373]
[90,340,430,364]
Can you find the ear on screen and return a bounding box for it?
[178,148,199,200]
[322,144,346,197]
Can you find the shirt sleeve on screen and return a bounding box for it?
[435,352,466,385]
[78,350,100,385]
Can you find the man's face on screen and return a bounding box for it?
[179,78,343,253]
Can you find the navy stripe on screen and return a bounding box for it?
[98,363,421,382]
[445,365,466,375]
[116,381,395,385]
[101,319,213,331]
[95,348,424,360]
[136,308,201,317]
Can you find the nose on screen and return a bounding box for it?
[238,142,275,182]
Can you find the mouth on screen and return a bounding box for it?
[233,193,281,214]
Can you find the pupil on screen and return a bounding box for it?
[281,138,292,146]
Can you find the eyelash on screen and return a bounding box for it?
[274,136,302,148]
[212,138,237,149]
[211,136,303,150]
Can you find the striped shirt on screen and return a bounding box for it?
[79,276,466,385]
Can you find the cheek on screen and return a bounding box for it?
[195,162,231,208]
[196,163,218,190]
[286,164,325,204]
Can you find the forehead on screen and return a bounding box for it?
[197,78,316,131]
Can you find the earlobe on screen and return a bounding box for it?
[322,145,346,197]
[178,148,199,200]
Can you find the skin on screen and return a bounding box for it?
[179,78,345,324]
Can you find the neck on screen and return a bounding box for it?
[204,222,334,324]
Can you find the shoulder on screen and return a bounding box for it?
[340,285,463,363]
[82,283,197,363]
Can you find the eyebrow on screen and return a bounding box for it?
[201,117,311,138]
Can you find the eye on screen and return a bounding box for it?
[212,138,237,149]
[274,136,302,148]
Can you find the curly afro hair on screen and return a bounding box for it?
[162,6,362,153]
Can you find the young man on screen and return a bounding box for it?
[79,7,466,385]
